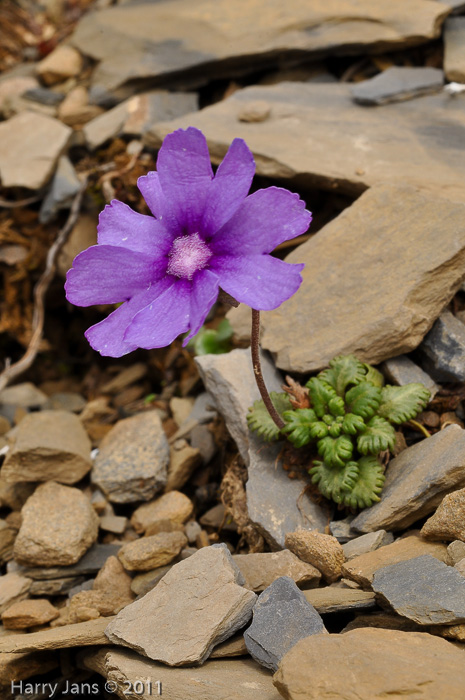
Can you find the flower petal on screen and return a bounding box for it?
[211,187,312,256]
[156,127,213,234]
[98,199,173,256]
[201,138,255,236]
[65,245,160,306]
[85,278,172,357]
[137,171,180,236]
[183,269,220,344]
[124,279,191,348]
[210,254,305,310]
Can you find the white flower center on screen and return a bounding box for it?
[167,232,212,280]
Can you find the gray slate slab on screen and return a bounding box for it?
[373,555,465,625]
[350,66,443,105]
[351,425,465,533]
[419,311,465,382]
[8,544,121,580]
[381,355,439,398]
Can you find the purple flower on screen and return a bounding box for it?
[65,127,311,357]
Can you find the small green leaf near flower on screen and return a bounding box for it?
[377,383,431,425]
[247,392,292,442]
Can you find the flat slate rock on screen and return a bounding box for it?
[244,577,326,671]
[273,628,465,700]
[147,81,465,203]
[71,0,447,95]
[233,550,321,592]
[303,587,376,614]
[381,355,439,398]
[351,425,465,533]
[82,647,281,700]
[372,555,465,625]
[0,617,114,653]
[196,350,328,545]
[350,66,443,105]
[106,545,256,666]
[9,543,121,580]
[419,310,465,382]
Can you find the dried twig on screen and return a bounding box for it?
[0,178,88,392]
[0,195,42,209]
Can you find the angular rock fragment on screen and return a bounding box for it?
[342,530,394,561]
[14,482,99,567]
[342,534,449,589]
[350,67,443,105]
[419,311,465,382]
[444,17,465,82]
[92,412,169,503]
[106,544,256,665]
[273,628,465,700]
[244,577,326,671]
[285,531,345,583]
[0,382,47,409]
[2,410,92,484]
[2,598,59,629]
[421,487,465,541]
[37,45,83,85]
[166,440,201,492]
[117,532,188,572]
[0,617,113,653]
[10,543,121,581]
[372,555,465,625]
[303,587,376,614]
[351,425,465,533]
[39,155,82,223]
[131,491,193,533]
[448,540,465,564]
[0,573,31,614]
[0,112,71,189]
[68,556,134,623]
[233,550,321,592]
[381,355,439,398]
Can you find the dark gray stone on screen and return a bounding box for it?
[8,544,121,580]
[381,355,439,398]
[329,516,357,543]
[350,67,443,105]
[244,576,326,671]
[373,555,465,625]
[39,156,81,223]
[351,425,465,533]
[188,392,217,425]
[342,530,394,561]
[30,576,86,596]
[419,311,465,382]
[23,87,64,106]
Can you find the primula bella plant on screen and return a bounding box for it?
[65,127,311,356]
[247,354,431,509]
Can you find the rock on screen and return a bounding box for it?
[10,543,121,580]
[2,599,59,629]
[131,491,193,533]
[0,650,58,689]
[285,531,345,583]
[342,530,394,561]
[14,482,99,567]
[0,76,38,117]
[381,355,439,398]
[419,311,465,382]
[0,111,71,189]
[101,363,147,393]
[211,634,248,658]
[2,409,92,485]
[351,426,465,533]
[342,610,424,634]
[244,577,326,671]
[150,82,465,207]
[195,350,327,546]
[71,1,447,95]
[200,504,234,530]
[0,617,113,653]
[448,540,465,564]
[0,573,31,614]
[92,411,169,503]
[444,17,465,82]
[81,647,281,700]
[166,440,201,491]
[130,565,172,597]
[421,487,465,541]
[37,44,83,85]
[43,391,86,413]
[57,85,103,126]
[145,519,185,537]
[303,587,376,614]
[233,550,321,592]
[184,520,202,544]
[350,67,443,105]
[188,392,218,424]
[106,544,257,665]
[170,397,195,426]
[238,100,271,122]
[273,628,465,700]
[68,556,134,622]
[0,520,17,564]
[23,86,64,107]
[29,576,85,596]
[99,515,127,534]
[329,515,356,543]
[372,555,465,625]
[0,382,47,409]
[342,534,449,589]
[190,424,217,463]
[57,212,98,278]
[82,90,198,149]
[118,532,187,572]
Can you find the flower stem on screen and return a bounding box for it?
[251,309,285,430]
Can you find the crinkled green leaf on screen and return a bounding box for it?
[378,383,431,425]
[357,416,396,455]
[363,363,385,388]
[317,435,353,468]
[247,392,292,442]
[345,382,382,419]
[306,377,339,419]
[328,396,345,417]
[328,421,342,438]
[281,408,318,448]
[310,421,328,439]
[342,456,385,509]
[319,355,367,397]
[342,413,366,435]
[309,460,359,503]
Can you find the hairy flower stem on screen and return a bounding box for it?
[251,309,285,430]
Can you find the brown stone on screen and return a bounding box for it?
[166,441,202,492]
[131,491,193,533]
[0,573,31,615]
[0,520,17,564]
[233,550,321,592]
[118,532,187,572]
[68,556,134,623]
[444,17,465,83]
[14,482,99,567]
[273,628,465,700]
[0,650,58,688]
[421,487,465,542]
[2,410,92,484]
[285,531,345,583]
[0,616,114,653]
[342,534,449,589]
[57,213,98,278]
[57,85,103,126]
[2,598,59,629]
[303,587,376,614]
[37,44,83,85]
[211,634,248,658]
